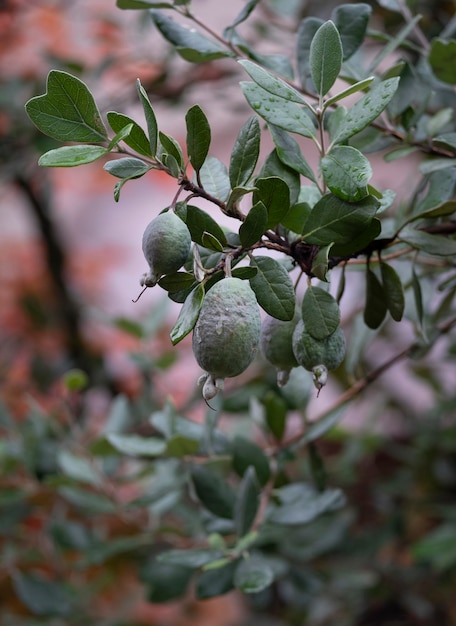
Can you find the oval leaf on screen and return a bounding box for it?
[241,81,316,139]
[269,124,316,182]
[170,283,204,345]
[199,156,231,202]
[229,116,261,188]
[302,286,341,340]
[232,436,271,486]
[186,104,211,172]
[103,157,151,179]
[331,78,400,145]
[380,261,405,322]
[107,111,152,156]
[253,176,290,229]
[302,194,379,246]
[249,256,295,320]
[364,267,387,329]
[151,10,230,62]
[239,201,268,247]
[238,59,309,105]
[321,145,372,201]
[185,205,227,247]
[191,464,236,519]
[39,145,107,167]
[310,20,343,96]
[234,558,274,594]
[106,433,166,457]
[234,466,260,538]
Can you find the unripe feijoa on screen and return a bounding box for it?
[141,210,191,287]
[292,320,345,372]
[192,277,261,384]
[260,310,300,386]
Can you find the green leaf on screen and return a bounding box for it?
[196,560,237,599]
[158,271,195,293]
[432,132,456,154]
[239,201,268,247]
[25,70,107,143]
[185,205,227,247]
[58,486,115,513]
[151,10,230,62]
[186,104,211,172]
[166,435,200,458]
[201,231,225,252]
[410,200,456,223]
[429,39,456,84]
[249,256,296,321]
[332,3,371,60]
[234,558,274,594]
[158,548,224,569]
[330,217,381,257]
[310,21,343,97]
[137,79,158,156]
[302,194,379,246]
[296,17,325,89]
[228,0,261,28]
[170,283,204,345]
[229,116,261,188]
[142,561,193,603]
[234,466,260,537]
[364,267,387,329]
[241,81,316,139]
[419,158,456,174]
[259,150,300,206]
[253,176,290,229]
[191,464,236,519]
[106,433,166,457]
[238,59,309,106]
[263,389,288,441]
[12,572,72,617]
[311,242,334,282]
[232,266,258,280]
[413,524,456,571]
[57,450,101,486]
[330,78,400,145]
[302,286,340,340]
[38,145,107,167]
[324,76,375,109]
[232,435,271,486]
[107,111,152,156]
[281,201,312,234]
[269,124,316,182]
[380,261,405,322]
[226,185,256,216]
[399,228,456,256]
[158,131,184,170]
[321,146,372,201]
[300,407,346,444]
[103,157,151,179]
[199,156,231,201]
[416,168,456,214]
[426,107,454,138]
[269,483,345,525]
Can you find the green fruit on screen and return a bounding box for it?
[192,277,261,398]
[292,320,345,372]
[141,211,191,287]
[260,311,300,386]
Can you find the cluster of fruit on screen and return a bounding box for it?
[141,210,345,401]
